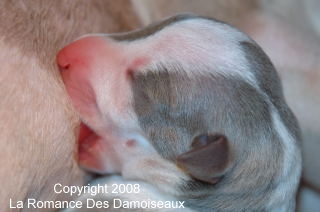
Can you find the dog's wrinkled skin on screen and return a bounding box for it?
[58,15,301,211]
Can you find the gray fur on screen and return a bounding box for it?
[131,67,286,211]
[110,14,224,42]
[123,16,302,211]
[110,14,195,41]
[240,41,302,143]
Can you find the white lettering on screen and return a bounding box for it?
[9,199,23,209]
[28,199,36,208]
[54,183,62,194]
[86,199,109,208]
[113,199,122,208]
[87,199,95,208]
[112,199,185,209]
[179,201,185,208]
[53,183,108,196]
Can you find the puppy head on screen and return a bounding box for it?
[57,14,301,211]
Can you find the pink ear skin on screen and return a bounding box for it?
[176,134,230,184]
[77,123,106,172]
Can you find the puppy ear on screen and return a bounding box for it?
[176,134,230,184]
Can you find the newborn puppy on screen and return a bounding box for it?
[57,14,302,211]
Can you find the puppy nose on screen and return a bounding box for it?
[56,48,70,71]
[56,36,108,73]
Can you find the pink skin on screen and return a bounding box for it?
[57,36,116,172]
[57,36,146,174]
[57,36,111,123]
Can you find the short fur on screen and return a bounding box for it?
[59,15,301,211]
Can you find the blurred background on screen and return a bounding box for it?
[131,0,320,211]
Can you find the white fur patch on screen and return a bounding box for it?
[119,18,258,87]
[267,107,301,210]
